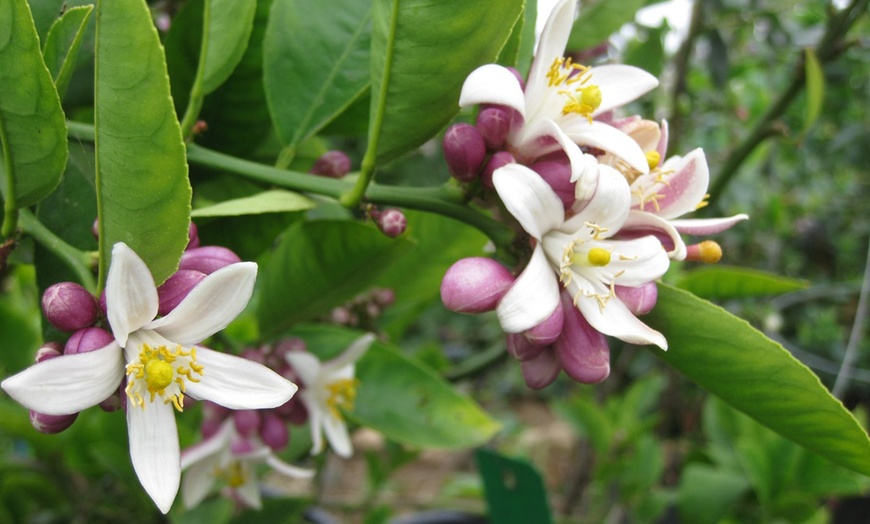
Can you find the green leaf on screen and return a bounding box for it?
[264,0,371,148]
[0,0,68,210]
[676,266,809,299]
[199,0,257,95]
[677,464,749,524]
[257,220,410,338]
[94,0,191,286]
[497,0,536,72]
[645,284,870,477]
[42,4,93,100]
[802,48,824,137]
[367,0,524,164]
[567,0,647,51]
[191,189,315,218]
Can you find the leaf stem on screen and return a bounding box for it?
[18,209,96,292]
[0,114,18,239]
[178,0,212,139]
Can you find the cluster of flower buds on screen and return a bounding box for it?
[440,0,748,389]
[327,287,395,329]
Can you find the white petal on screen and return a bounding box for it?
[496,246,561,333]
[654,148,710,220]
[127,400,180,514]
[671,214,749,235]
[1,343,124,415]
[235,477,262,509]
[181,458,218,509]
[525,0,576,117]
[657,119,669,160]
[303,393,326,455]
[180,419,234,470]
[284,351,323,386]
[588,65,659,115]
[604,236,671,285]
[147,262,257,345]
[572,291,667,349]
[493,163,564,239]
[322,411,353,458]
[265,455,316,479]
[459,64,526,116]
[107,243,159,347]
[326,333,375,371]
[561,119,650,175]
[621,210,687,261]
[186,347,298,410]
[563,164,631,233]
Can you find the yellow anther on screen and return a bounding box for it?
[326,378,360,420]
[695,193,711,210]
[125,343,203,412]
[216,462,247,488]
[580,85,602,112]
[587,247,611,267]
[585,222,608,240]
[645,151,661,171]
[145,359,173,391]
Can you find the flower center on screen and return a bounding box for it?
[645,151,661,170]
[215,461,247,488]
[546,57,601,122]
[325,378,359,420]
[587,247,611,267]
[125,343,203,412]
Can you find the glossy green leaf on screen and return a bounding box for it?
[257,220,410,338]
[291,326,500,449]
[497,0,536,72]
[264,0,371,147]
[645,284,870,477]
[567,0,647,51]
[191,189,314,217]
[199,0,256,95]
[94,0,191,286]
[803,48,824,136]
[676,266,809,299]
[368,0,524,163]
[0,0,68,209]
[42,4,93,100]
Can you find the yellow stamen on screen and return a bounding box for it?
[145,359,173,391]
[215,462,247,488]
[645,151,661,171]
[587,247,611,267]
[125,343,202,412]
[326,378,360,420]
[687,240,723,263]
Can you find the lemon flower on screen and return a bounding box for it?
[1,243,298,513]
[284,333,375,458]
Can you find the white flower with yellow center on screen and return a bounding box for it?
[493,163,670,349]
[180,420,313,509]
[285,333,375,458]
[1,242,298,513]
[458,0,659,180]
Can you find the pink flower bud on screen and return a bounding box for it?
[441,257,514,314]
[523,300,564,346]
[476,106,512,150]
[64,327,114,355]
[233,410,260,438]
[187,221,200,250]
[157,269,207,316]
[310,150,352,178]
[30,410,77,434]
[231,438,256,455]
[554,296,609,384]
[506,333,545,361]
[530,160,575,209]
[100,391,123,412]
[506,67,525,90]
[615,282,658,316]
[275,398,308,426]
[375,288,395,306]
[179,246,241,274]
[481,151,516,189]
[35,342,63,363]
[378,208,407,238]
[201,417,223,439]
[443,123,486,182]
[260,413,289,452]
[520,349,561,390]
[240,347,267,366]
[42,282,98,332]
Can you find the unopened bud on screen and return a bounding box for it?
[192,120,208,136]
[42,282,98,332]
[554,297,609,384]
[276,398,308,426]
[310,150,352,178]
[64,327,114,355]
[615,282,658,316]
[443,123,486,182]
[260,413,289,451]
[157,270,207,316]
[686,240,722,264]
[30,410,77,434]
[233,410,260,438]
[476,106,512,150]
[441,257,514,313]
[506,333,545,361]
[480,151,515,189]
[524,300,564,346]
[505,67,526,90]
[35,342,63,363]
[230,438,256,455]
[377,208,407,238]
[179,246,241,274]
[100,391,123,412]
[187,221,200,250]
[530,160,575,209]
[519,348,561,390]
[374,288,395,306]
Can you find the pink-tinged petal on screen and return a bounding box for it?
[523,299,565,346]
[186,347,298,410]
[127,401,180,514]
[621,210,687,260]
[654,148,709,219]
[657,119,669,160]
[235,477,262,509]
[181,419,233,470]
[459,64,526,116]
[326,333,375,371]
[265,455,316,479]
[563,164,631,233]
[493,163,565,239]
[561,119,650,175]
[605,236,670,286]
[588,65,659,115]
[572,291,667,349]
[671,214,749,235]
[107,243,159,347]
[554,294,610,384]
[496,246,561,333]
[322,411,353,458]
[284,351,322,385]
[506,333,547,361]
[147,262,257,345]
[181,457,218,509]
[615,282,658,316]
[525,0,576,116]
[520,348,561,390]
[1,343,124,415]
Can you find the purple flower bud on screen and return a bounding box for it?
[30,410,77,434]
[233,409,260,438]
[201,417,223,439]
[157,269,207,316]
[260,413,289,452]
[523,300,564,346]
[310,150,352,178]
[520,349,561,390]
[187,221,200,250]
[35,342,63,363]
[378,208,407,238]
[554,295,609,384]
[179,246,241,274]
[443,123,486,182]
[240,347,267,366]
[100,390,123,412]
[481,151,515,189]
[530,160,575,209]
[275,398,308,426]
[506,333,545,362]
[441,257,515,314]
[65,327,114,355]
[231,438,256,455]
[506,66,525,91]
[476,106,512,150]
[375,288,395,306]
[614,282,658,316]
[42,282,98,332]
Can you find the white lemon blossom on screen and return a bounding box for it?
[1,243,298,513]
[284,333,375,458]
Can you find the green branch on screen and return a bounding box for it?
[178,0,212,138]
[0,112,17,239]
[18,209,96,292]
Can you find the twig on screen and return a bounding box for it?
[832,237,870,398]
